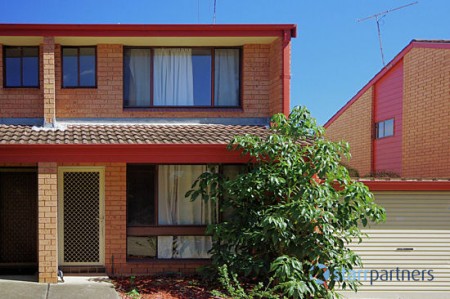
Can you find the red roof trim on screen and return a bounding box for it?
[0,23,297,38]
[324,40,449,128]
[0,144,249,163]
[362,180,450,191]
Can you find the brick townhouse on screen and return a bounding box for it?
[325,40,450,298]
[0,23,296,283]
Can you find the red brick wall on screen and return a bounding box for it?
[55,44,276,119]
[38,162,58,283]
[1,42,284,120]
[402,47,450,178]
[326,87,373,177]
[0,44,43,118]
[269,38,283,116]
[373,61,403,175]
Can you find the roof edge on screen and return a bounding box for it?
[0,23,297,38]
[324,39,450,128]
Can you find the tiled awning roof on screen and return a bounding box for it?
[0,124,269,145]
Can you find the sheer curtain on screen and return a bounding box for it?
[158,165,217,259]
[124,49,151,107]
[153,48,194,106]
[214,49,240,106]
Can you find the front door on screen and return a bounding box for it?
[58,167,105,266]
[0,169,37,273]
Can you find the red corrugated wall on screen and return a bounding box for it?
[373,60,403,175]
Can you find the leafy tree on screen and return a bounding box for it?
[187,106,385,298]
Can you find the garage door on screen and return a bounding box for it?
[345,191,450,294]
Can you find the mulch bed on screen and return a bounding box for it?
[112,274,223,299]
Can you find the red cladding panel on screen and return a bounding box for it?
[374,61,403,175]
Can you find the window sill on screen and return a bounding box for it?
[126,258,211,263]
[3,86,40,89]
[123,106,243,113]
[127,226,209,236]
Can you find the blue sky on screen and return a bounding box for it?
[1,0,449,124]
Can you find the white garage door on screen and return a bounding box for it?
[342,191,450,297]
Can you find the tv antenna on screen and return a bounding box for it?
[357,2,418,66]
[213,0,217,24]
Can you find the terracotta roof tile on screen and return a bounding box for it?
[0,124,269,145]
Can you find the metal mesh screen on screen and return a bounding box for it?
[0,172,37,264]
[63,172,100,263]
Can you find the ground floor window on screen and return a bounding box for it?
[127,164,229,260]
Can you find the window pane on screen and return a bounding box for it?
[127,236,156,259]
[5,57,21,87]
[127,164,156,226]
[377,122,385,138]
[192,49,211,106]
[158,236,212,259]
[79,48,96,87]
[22,48,39,86]
[62,48,78,87]
[214,49,240,106]
[384,119,394,137]
[158,165,218,225]
[124,48,151,107]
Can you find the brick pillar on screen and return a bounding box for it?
[43,37,56,127]
[38,162,58,283]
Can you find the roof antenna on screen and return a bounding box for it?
[357,2,418,66]
[213,0,217,24]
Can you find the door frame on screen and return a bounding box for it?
[58,166,105,266]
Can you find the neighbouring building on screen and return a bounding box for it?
[325,40,450,178]
[325,40,450,298]
[0,23,296,283]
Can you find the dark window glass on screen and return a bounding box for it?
[79,48,96,86]
[127,164,156,226]
[4,46,39,87]
[62,47,96,87]
[192,49,212,106]
[384,119,394,137]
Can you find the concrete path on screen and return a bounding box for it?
[0,276,120,299]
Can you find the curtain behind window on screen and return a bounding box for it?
[124,49,151,107]
[215,49,240,106]
[158,165,217,258]
[153,48,194,106]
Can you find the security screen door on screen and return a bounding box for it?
[58,167,105,266]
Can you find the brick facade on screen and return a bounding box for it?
[43,37,56,125]
[403,47,450,178]
[52,44,277,119]
[326,42,450,179]
[38,162,58,283]
[0,24,293,281]
[0,44,43,118]
[326,87,373,177]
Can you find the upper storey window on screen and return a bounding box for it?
[123,47,240,108]
[4,46,39,88]
[62,47,96,88]
[376,118,394,139]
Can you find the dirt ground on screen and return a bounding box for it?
[112,274,222,299]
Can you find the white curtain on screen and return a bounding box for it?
[158,165,217,259]
[214,49,239,106]
[153,48,194,106]
[126,49,151,107]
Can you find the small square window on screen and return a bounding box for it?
[62,47,96,88]
[376,118,394,139]
[4,46,39,88]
